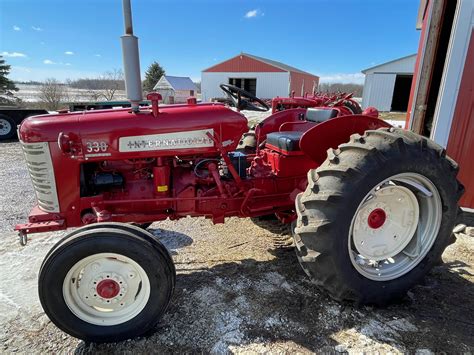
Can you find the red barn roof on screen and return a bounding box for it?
[203,53,318,78]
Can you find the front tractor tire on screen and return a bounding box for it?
[294,128,463,305]
[39,223,175,343]
[0,114,15,140]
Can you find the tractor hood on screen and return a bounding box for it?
[19,103,248,159]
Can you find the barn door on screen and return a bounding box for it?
[446,30,474,208]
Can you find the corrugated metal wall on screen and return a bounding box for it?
[362,73,397,111]
[201,72,290,101]
[446,30,474,208]
[362,55,416,111]
[364,55,417,75]
[289,71,320,96]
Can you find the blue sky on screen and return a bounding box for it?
[0,0,421,84]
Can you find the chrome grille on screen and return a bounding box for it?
[21,141,60,213]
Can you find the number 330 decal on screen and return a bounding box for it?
[86,141,109,153]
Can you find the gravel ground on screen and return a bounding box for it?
[0,139,473,353]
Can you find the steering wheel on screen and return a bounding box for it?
[219,84,269,112]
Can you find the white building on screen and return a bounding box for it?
[361,54,417,111]
[153,76,197,104]
[201,53,319,102]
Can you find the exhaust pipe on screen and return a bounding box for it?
[121,0,142,113]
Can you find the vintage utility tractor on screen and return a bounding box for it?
[15,1,463,343]
[270,91,364,115]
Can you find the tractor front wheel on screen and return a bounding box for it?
[294,128,463,305]
[0,115,15,140]
[39,224,175,342]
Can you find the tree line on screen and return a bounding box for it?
[1,58,167,110]
[2,55,364,111]
[318,83,363,97]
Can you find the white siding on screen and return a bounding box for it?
[156,88,174,103]
[153,76,173,90]
[431,0,474,146]
[362,54,416,111]
[362,73,397,111]
[201,72,290,102]
[363,55,417,75]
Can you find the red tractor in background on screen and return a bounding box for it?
[14,1,463,343]
[270,91,369,116]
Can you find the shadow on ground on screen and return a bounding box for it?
[75,229,474,353]
[148,228,193,255]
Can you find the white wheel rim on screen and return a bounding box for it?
[0,118,12,136]
[348,173,442,281]
[63,253,150,326]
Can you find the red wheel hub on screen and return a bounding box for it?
[367,208,387,229]
[96,279,120,299]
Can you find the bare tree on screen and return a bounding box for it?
[99,69,124,101]
[318,83,364,97]
[87,89,103,101]
[66,70,126,102]
[39,78,68,110]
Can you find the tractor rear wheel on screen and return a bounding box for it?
[342,100,362,114]
[294,128,463,305]
[250,214,294,249]
[39,223,175,342]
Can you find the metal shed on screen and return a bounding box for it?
[153,76,198,104]
[361,54,417,111]
[201,53,319,102]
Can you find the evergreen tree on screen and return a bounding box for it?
[142,61,165,93]
[0,56,19,105]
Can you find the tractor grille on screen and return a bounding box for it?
[21,141,60,213]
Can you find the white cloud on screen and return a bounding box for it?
[64,51,74,55]
[94,54,102,57]
[244,9,259,18]
[318,72,365,84]
[43,59,72,66]
[13,25,21,31]
[32,26,43,31]
[1,51,27,58]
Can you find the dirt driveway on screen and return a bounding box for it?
[1,140,473,353]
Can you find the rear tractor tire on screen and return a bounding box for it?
[294,127,463,305]
[250,214,294,249]
[39,223,175,342]
[342,100,362,114]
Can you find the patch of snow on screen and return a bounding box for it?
[264,315,283,329]
[385,119,405,128]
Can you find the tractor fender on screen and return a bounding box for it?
[299,114,391,165]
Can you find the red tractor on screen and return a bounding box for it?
[15,1,463,343]
[270,91,367,116]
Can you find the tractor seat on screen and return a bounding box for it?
[266,131,303,152]
[306,108,338,122]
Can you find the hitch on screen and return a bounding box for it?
[15,209,66,246]
[18,231,28,246]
